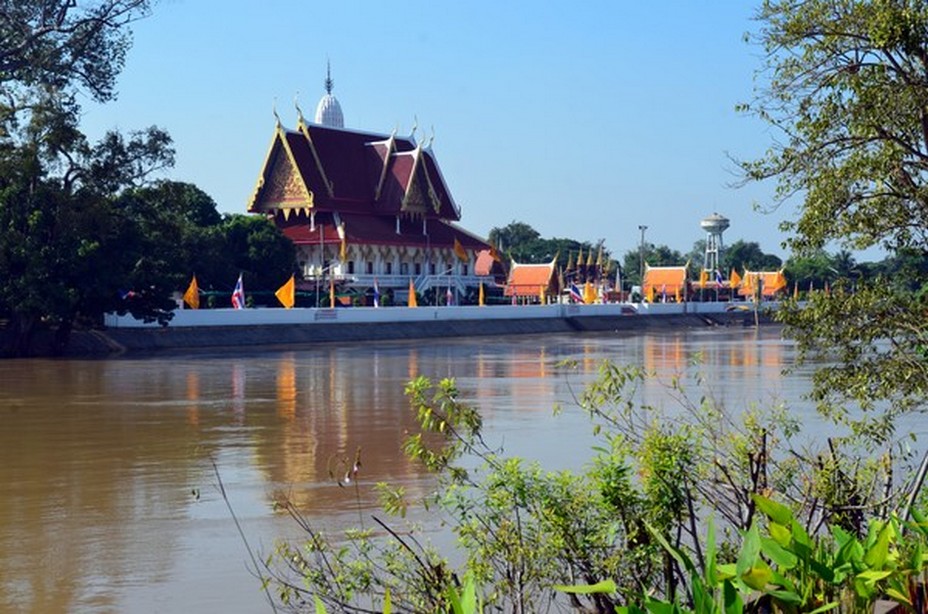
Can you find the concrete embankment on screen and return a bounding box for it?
[63,309,773,356]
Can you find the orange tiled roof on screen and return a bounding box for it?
[643,266,687,292]
[505,260,556,297]
[739,270,787,297]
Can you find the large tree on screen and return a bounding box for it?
[741,0,928,441]
[0,1,176,356]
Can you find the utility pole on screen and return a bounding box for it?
[638,225,648,288]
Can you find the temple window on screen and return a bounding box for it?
[347,261,355,274]
[366,261,374,274]
[429,263,436,275]
[462,264,468,276]
[400,262,409,275]
[386,262,393,275]
[414,263,422,276]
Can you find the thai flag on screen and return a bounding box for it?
[231,274,245,309]
[569,283,583,303]
[373,277,380,308]
[446,286,453,306]
[715,269,723,285]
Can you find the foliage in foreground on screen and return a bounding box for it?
[267,360,928,613]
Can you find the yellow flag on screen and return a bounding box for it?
[453,238,468,263]
[675,284,681,303]
[583,281,596,304]
[539,284,546,305]
[699,269,708,288]
[730,268,742,288]
[478,282,485,306]
[329,276,335,308]
[275,274,295,309]
[183,275,199,310]
[772,270,787,292]
[793,281,799,300]
[408,279,418,307]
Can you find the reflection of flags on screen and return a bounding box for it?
[569,283,583,303]
[184,275,199,309]
[275,274,295,309]
[453,238,468,263]
[373,277,380,308]
[231,274,245,309]
[338,223,347,261]
[408,279,418,307]
[478,282,485,306]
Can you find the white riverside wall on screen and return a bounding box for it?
[104,301,775,329]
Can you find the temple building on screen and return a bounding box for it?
[248,69,492,305]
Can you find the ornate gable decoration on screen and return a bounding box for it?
[249,130,314,220]
[401,148,442,215]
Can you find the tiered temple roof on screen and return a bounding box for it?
[248,113,486,254]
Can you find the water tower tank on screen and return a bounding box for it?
[701,213,729,273]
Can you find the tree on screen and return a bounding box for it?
[720,239,782,273]
[741,0,928,440]
[0,1,175,356]
[220,214,296,300]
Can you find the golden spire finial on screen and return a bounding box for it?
[294,91,304,124]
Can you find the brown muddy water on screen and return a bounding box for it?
[0,327,900,613]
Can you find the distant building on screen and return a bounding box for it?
[248,68,491,305]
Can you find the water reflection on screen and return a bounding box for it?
[1,328,808,613]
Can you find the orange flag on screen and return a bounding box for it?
[729,268,742,288]
[275,275,295,309]
[479,282,485,306]
[453,238,468,263]
[408,279,418,307]
[183,275,199,309]
[329,276,335,308]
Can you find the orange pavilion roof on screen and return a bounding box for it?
[643,265,688,291]
[505,259,556,297]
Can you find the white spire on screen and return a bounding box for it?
[314,61,344,128]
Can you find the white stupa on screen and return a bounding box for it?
[314,62,344,128]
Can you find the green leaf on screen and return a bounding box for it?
[554,579,617,595]
[752,494,793,525]
[314,594,327,614]
[766,589,803,604]
[723,580,743,614]
[884,587,912,605]
[856,569,891,583]
[761,536,798,569]
[807,602,840,614]
[383,587,392,614]
[768,521,792,547]
[736,525,761,577]
[863,521,892,569]
[741,562,772,591]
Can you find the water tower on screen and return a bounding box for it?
[700,213,730,273]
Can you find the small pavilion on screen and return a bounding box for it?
[504,258,558,304]
[643,264,689,302]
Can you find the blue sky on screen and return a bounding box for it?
[81,1,797,259]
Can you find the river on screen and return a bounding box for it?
[0,327,859,612]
